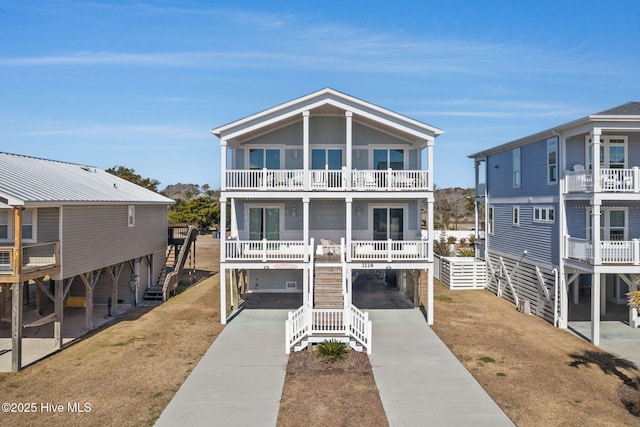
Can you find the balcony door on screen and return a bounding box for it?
[586,136,627,169]
[587,208,627,241]
[249,207,280,241]
[250,148,280,170]
[374,149,404,170]
[373,208,404,241]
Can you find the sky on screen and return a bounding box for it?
[1,1,640,191]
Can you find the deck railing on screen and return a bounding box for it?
[225,239,307,262]
[0,242,59,275]
[351,240,429,261]
[224,169,430,191]
[565,236,640,264]
[565,167,640,193]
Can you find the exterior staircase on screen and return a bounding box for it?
[144,225,197,302]
[313,266,344,309]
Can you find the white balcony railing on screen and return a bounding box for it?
[224,240,307,262]
[565,167,640,193]
[565,236,640,264]
[351,240,429,261]
[224,169,430,191]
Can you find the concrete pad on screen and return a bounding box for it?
[369,309,514,427]
[155,310,289,427]
[569,321,640,368]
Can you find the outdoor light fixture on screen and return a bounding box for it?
[355,150,361,160]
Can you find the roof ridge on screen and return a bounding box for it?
[0,151,96,168]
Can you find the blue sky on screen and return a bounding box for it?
[1,1,639,190]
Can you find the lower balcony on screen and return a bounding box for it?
[565,236,640,264]
[223,238,430,262]
[0,242,60,282]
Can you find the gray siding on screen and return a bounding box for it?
[565,132,640,170]
[61,204,168,279]
[248,269,303,292]
[37,207,59,242]
[245,121,303,147]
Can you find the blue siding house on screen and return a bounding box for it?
[469,102,640,346]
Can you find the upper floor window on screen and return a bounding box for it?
[374,149,404,170]
[533,206,555,224]
[0,210,8,239]
[249,148,280,170]
[128,206,135,227]
[513,148,521,188]
[0,209,36,241]
[312,149,342,170]
[547,137,557,184]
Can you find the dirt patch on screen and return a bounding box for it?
[430,281,640,426]
[277,349,387,427]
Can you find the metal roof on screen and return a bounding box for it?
[0,152,174,206]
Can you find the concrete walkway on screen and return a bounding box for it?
[155,310,289,427]
[369,310,514,426]
[157,308,513,426]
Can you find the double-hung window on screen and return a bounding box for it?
[512,206,520,226]
[547,138,557,184]
[513,148,521,188]
[488,207,494,234]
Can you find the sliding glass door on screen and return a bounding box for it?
[249,207,280,240]
[373,208,404,240]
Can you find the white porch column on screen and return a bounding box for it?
[427,267,434,325]
[427,199,434,259]
[591,130,601,193]
[346,198,352,262]
[303,111,310,191]
[303,197,310,258]
[345,111,353,190]
[230,198,238,239]
[303,265,309,306]
[592,202,601,265]
[220,199,227,259]
[427,142,434,190]
[220,267,227,324]
[220,139,228,191]
[591,273,601,346]
[600,275,607,316]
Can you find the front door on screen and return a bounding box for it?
[373,208,404,241]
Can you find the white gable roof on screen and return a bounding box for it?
[0,152,174,206]
[211,88,443,145]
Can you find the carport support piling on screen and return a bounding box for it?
[11,282,22,372]
[54,280,63,349]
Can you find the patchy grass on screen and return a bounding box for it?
[0,236,223,427]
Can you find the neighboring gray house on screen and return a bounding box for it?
[469,102,640,346]
[212,88,443,353]
[0,152,174,371]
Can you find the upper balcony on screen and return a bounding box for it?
[0,241,60,283]
[565,236,640,265]
[224,169,430,192]
[565,167,640,194]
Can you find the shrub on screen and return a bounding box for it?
[315,339,349,362]
[457,248,475,257]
